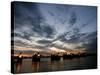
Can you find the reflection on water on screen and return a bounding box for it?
[32,62,40,72]
[16,63,22,73]
[14,56,97,73]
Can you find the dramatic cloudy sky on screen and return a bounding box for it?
[12,2,97,53]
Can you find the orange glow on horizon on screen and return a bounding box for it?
[14,46,86,55]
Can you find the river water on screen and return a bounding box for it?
[14,56,97,73]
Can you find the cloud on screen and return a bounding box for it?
[12,2,97,53]
[68,12,77,26]
[82,37,97,53]
[32,22,55,38]
[50,43,69,50]
[37,39,52,44]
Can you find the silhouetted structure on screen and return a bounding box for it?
[51,53,60,61]
[63,52,87,59]
[32,52,41,62]
[17,52,23,63]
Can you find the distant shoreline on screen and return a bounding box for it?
[12,53,97,59]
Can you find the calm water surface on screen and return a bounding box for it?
[14,56,97,73]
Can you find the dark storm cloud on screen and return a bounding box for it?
[53,30,97,49]
[14,2,43,24]
[14,2,43,40]
[79,31,97,43]
[52,27,80,44]
[52,32,69,42]
[37,39,52,44]
[32,22,55,38]
[23,31,35,40]
[42,25,55,38]
[57,34,80,44]
[73,31,97,51]
[14,2,56,40]
[68,12,77,26]
[14,31,33,40]
[81,23,88,28]
[82,38,97,53]
[46,4,69,24]
[14,40,30,47]
[13,2,97,53]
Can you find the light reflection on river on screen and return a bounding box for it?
[14,56,97,73]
